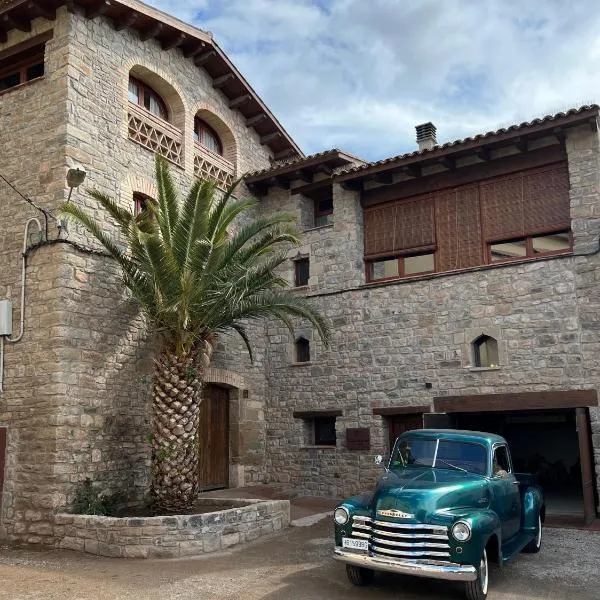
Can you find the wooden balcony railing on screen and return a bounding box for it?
[193,142,235,190]
[128,101,183,166]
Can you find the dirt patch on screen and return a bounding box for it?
[111,500,253,518]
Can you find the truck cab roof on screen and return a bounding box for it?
[399,429,507,449]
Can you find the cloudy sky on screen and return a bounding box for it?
[148,0,600,161]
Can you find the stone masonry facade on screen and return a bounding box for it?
[1,1,600,549]
[0,6,273,545]
[260,126,600,501]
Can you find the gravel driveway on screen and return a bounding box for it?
[0,521,598,600]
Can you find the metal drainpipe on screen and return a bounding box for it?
[0,218,44,394]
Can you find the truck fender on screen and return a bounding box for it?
[521,486,544,535]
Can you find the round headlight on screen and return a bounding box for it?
[451,521,472,542]
[334,507,350,525]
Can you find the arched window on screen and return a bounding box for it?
[194,117,223,155]
[472,335,499,368]
[295,337,310,363]
[128,76,168,121]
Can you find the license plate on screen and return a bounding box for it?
[342,537,369,551]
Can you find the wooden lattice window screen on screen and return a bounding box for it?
[481,162,569,241]
[128,102,182,166]
[193,146,234,190]
[364,194,435,258]
[435,185,483,271]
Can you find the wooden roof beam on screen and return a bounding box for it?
[161,31,186,51]
[229,94,251,109]
[514,137,528,152]
[113,10,137,31]
[260,131,281,145]
[183,41,207,58]
[293,170,313,183]
[86,0,112,20]
[139,21,163,41]
[266,177,289,189]
[340,180,363,191]
[476,147,491,161]
[26,1,56,21]
[194,50,215,66]
[0,27,6,43]
[314,164,334,176]
[372,172,394,184]
[402,164,421,178]
[437,156,456,170]
[2,13,32,32]
[212,73,234,89]
[246,113,267,128]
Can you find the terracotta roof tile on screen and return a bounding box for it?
[245,148,365,179]
[337,105,600,177]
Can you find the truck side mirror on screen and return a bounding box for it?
[374,454,384,466]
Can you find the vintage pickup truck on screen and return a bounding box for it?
[333,429,544,600]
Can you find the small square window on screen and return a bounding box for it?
[295,258,309,287]
[404,253,435,275]
[490,239,527,261]
[314,197,333,227]
[314,416,336,446]
[371,257,399,280]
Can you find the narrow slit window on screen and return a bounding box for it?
[314,197,333,227]
[295,258,309,287]
[295,337,310,363]
[313,416,336,446]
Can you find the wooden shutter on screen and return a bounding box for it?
[364,194,435,258]
[481,162,570,241]
[436,185,483,271]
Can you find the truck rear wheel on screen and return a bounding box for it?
[522,515,543,554]
[464,549,488,600]
[345,564,374,586]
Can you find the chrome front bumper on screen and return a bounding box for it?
[333,547,477,582]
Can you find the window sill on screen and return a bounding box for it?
[301,445,337,450]
[0,75,44,98]
[290,361,312,367]
[304,224,333,233]
[467,366,501,372]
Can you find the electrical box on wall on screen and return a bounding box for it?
[0,300,13,336]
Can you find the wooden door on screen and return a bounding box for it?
[576,408,597,525]
[198,385,230,490]
[388,413,423,450]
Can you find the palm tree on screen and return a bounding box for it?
[61,155,330,511]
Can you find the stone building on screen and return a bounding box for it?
[0,0,599,548]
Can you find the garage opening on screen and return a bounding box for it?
[454,409,583,519]
[431,390,598,526]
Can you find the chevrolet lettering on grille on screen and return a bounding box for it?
[377,509,414,519]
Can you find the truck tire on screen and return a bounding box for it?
[522,515,543,554]
[464,549,488,600]
[345,564,374,586]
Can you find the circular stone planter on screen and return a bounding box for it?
[53,498,290,558]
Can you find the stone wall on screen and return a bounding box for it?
[262,126,600,500]
[54,498,290,558]
[0,14,71,543]
[1,5,274,545]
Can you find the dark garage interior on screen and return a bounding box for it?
[454,409,586,519]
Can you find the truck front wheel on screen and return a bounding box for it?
[464,549,488,600]
[345,564,374,586]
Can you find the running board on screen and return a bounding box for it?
[501,533,533,564]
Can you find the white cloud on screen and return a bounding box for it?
[147,0,600,160]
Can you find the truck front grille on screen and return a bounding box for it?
[351,516,450,560]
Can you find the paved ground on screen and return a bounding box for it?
[0,517,598,600]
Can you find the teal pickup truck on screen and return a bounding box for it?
[333,430,544,600]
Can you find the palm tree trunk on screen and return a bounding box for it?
[151,342,212,511]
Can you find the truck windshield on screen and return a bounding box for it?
[390,438,488,475]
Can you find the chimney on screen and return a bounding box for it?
[415,122,437,151]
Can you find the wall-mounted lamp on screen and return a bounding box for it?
[59,167,87,238]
